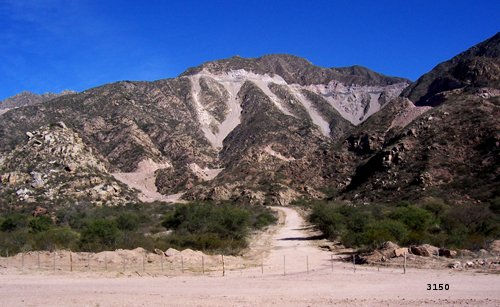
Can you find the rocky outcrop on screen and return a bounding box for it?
[410,244,439,257]
[0,122,139,210]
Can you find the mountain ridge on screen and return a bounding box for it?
[0,33,498,209]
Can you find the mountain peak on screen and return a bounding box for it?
[402,32,500,105]
[180,54,408,87]
[0,90,75,110]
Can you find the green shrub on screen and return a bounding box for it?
[1,214,28,232]
[79,219,120,251]
[28,216,53,233]
[388,206,433,232]
[162,202,275,254]
[115,213,140,231]
[33,227,80,251]
[306,199,498,251]
[365,219,409,247]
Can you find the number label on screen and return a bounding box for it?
[427,284,449,290]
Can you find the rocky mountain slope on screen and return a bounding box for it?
[0,33,498,209]
[339,33,499,203]
[0,54,408,207]
[0,122,138,212]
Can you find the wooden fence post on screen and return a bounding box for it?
[70,251,73,272]
[142,252,145,273]
[53,251,56,272]
[306,255,309,274]
[181,255,184,274]
[261,255,264,275]
[283,255,286,276]
[352,254,356,273]
[202,256,205,275]
[331,254,333,272]
[105,253,108,271]
[403,252,407,274]
[161,254,164,272]
[222,255,225,276]
[37,252,41,269]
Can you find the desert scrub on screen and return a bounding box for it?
[161,202,277,254]
[305,198,499,251]
[0,201,277,255]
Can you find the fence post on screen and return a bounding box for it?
[181,255,184,274]
[352,254,355,273]
[142,252,145,273]
[222,255,225,276]
[403,252,407,274]
[161,254,164,272]
[261,255,264,275]
[331,254,333,272]
[123,259,126,272]
[283,255,286,276]
[21,252,24,271]
[202,256,204,275]
[53,251,56,272]
[105,253,108,271]
[37,252,40,269]
[70,251,73,272]
[306,256,309,274]
[88,253,91,271]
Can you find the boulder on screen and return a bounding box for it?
[410,244,439,257]
[378,241,400,258]
[32,206,48,217]
[457,249,476,258]
[439,248,457,258]
[393,247,408,257]
[381,241,399,250]
[165,248,180,257]
[448,261,461,269]
[488,240,500,255]
[478,249,490,257]
[154,248,165,256]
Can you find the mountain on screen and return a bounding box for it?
[0,32,498,209]
[0,54,408,207]
[341,32,500,203]
[0,122,138,212]
[401,33,500,106]
[0,90,75,110]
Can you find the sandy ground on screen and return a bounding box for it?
[112,159,183,203]
[1,207,499,306]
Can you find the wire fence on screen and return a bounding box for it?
[0,250,424,277]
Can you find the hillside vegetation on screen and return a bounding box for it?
[302,197,499,251]
[0,201,276,256]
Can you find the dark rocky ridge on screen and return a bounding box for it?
[402,32,500,105]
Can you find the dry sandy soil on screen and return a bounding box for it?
[0,207,499,306]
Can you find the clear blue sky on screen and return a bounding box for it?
[0,0,498,100]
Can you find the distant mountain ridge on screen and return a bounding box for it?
[0,90,75,110]
[0,32,498,210]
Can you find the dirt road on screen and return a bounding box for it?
[0,206,499,306]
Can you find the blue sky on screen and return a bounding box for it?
[0,0,498,100]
